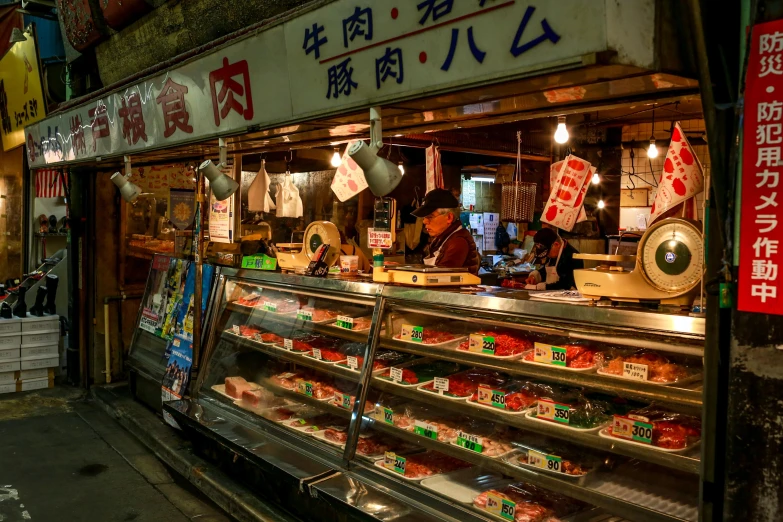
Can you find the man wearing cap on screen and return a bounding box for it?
[525,228,583,290]
[412,189,480,275]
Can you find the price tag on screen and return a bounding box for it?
[297,418,307,425]
[536,399,570,424]
[382,407,394,425]
[486,492,515,521]
[231,325,241,335]
[346,356,359,370]
[297,310,313,321]
[477,385,506,409]
[297,380,314,397]
[456,431,484,453]
[400,324,424,343]
[283,339,293,351]
[413,420,439,440]
[263,301,277,312]
[528,450,562,472]
[336,315,354,330]
[613,415,653,444]
[433,377,449,392]
[389,367,403,383]
[622,362,649,381]
[334,392,352,409]
[469,334,496,355]
[253,333,262,342]
[533,342,567,366]
[384,452,406,474]
[312,348,322,360]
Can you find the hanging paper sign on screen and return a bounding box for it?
[330,143,369,202]
[169,189,196,230]
[541,156,593,231]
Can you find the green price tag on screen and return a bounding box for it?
[385,452,406,474]
[298,419,307,425]
[554,403,570,424]
[613,416,654,444]
[297,381,314,397]
[456,431,484,453]
[414,421,438,440]
[334,392,351,410]
[335,315,354,329]
[297,310,313,321]
[382,407,394,425]
[477,386,507,409]
[263,301,277,312]
[401,324,424,343]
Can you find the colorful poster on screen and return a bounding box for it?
[169,188,195,230]
[542,155,592,231]
[209,192,233,243]
[161,334,193,429]
[1,30,46,150]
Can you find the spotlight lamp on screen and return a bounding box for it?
[111,172,141,203]
[199,160,239,201]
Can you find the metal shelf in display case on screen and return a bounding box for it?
[170,269,706,522]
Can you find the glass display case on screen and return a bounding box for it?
[168,270,706,522]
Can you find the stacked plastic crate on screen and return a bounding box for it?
[0,315,59,393]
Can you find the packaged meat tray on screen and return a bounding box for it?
[257,332,284,346]
[304,344,349,364]
[268,370,309,390]
[236,388,288,411]
[522,342,604,371]
[377,360,463,387]
[525,388,612,431]
[601,406,701,452]
[355,433,418,460]
[375,451,472,481]
[418,368,506,400]
[473,482,586,522]
[504,437,598,481]
[260,406,300,422]
[285,414,346,433]
[597,349,699,385]
[448,421,516,458]
[236,324,261,338]
[467,380,550,414]
[335,347,414,373]
[311,426,350,447]
[457,331,534,359]
[372,398,417,430]
[235,292,263,307]
[392,324,466,347]
[421,468,510,505]
[295,307,342,324]
[218,376,260,399]
[330,315,374,332]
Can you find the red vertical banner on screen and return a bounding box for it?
[739,19,783,314]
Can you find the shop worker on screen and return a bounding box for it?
[525,227,584,290]
[412,188,480,275]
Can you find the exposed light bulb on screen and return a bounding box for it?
[398,163,405,175]
[597,199,605,209]
[554,115,569,144]
[591,173,600,185]
[647,139,659,159]
[331,149,342,167]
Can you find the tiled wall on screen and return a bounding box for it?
[620,119,709,227]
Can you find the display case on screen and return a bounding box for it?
[167,270,706,522]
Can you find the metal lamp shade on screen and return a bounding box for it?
[110,172,141,203]
[200,160,239,201]
[348,141,402,197]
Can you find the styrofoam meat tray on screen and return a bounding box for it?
[373,458,454,483]
[310,429,347,449]
[334,361,387,374]
[465,398,533,416]
[232,398,293,415]
[302,353,347,365]
[415,381,472,401]
[391,334,467,348]
[448,440,515,460]
[375,376,435,388]
[596,368,703,387]
[520,350,599,372]
[524,410,609,433]
[421,468,511,505]
[598,428,701,454]
[455,346,525,360]
[503,449,594,482]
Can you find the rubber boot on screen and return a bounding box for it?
[12,287,26,318]
[44,275,58,315]
[30,286,47,316]
[0,302,11,319]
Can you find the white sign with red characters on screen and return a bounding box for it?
[739,19,783,315]
[549,160,587,223]
[541,155,592,231]
[330,141,369,201]
[648,122,705,224]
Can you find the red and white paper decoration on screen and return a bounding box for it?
[330,141,369,202]
[549,159,589,224]
[649,122,705,224]
[425,144,443,194]
[35,169,67,198]
[541,155,593,232]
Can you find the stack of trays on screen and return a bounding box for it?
[0,315,59,394]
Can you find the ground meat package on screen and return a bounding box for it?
[419,368,507,399]
[469,379,552,412]
[608,406,701,450]
[531,388,612,429]
[457,330,534,357]
[474,482,586,522]
[600,349,696,384]
[377,360,464,386]
[524,341,604,369]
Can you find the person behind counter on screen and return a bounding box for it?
[525,227,584,290]
[411,188,480,275]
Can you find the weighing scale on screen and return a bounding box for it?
[573,218,704,306]
[373,265,481,286]
[276,221,341,270]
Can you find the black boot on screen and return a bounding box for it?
[44,275,58,315]
[30,286,47,316]
[12,287,26,318]
[0,302,11,319]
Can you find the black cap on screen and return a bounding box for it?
[533,228,559,248]
[411,188,459,218]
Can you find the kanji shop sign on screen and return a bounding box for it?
[739,18,783,315]
[26,0,654,167]
[0,33,46,151]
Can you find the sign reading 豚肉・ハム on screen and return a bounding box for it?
[1,31,45,151]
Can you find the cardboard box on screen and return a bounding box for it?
[17,377,54,392]
[0,371,14,384]
[16,368,52,381]
[0,318,21,335]
[20,343,57,359]
[19,355,58,371]
[0,359,20,373]
[21,315,59,334]
[0,333,21,349]
[0,382,14,394]
[21,331,58,347]
[0,347,20,361]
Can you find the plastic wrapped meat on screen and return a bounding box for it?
[393,327,460,345]
[524,343,602,368]
[383,452,471,479]
[236,292,263,307]
[457,331,534,357]
[240,389,265,409]
[336,346,413,372]
[324,427,349,444]
[286,414,344,432]
[224,376,259,399]
[469,380,550,412]
[602,350,692,383]
[298,307,341,323]
[238,325,261,337]
[309,346,348,363]
[292,376,338,400]
[290,334,339,354]
[510,437,595,475]
[373,397,417,430]
[420,368,506,398]
[378,361,463,385]
[262,407,298,422]
[474,482,585,521]
[609,407,701,449]
[535,388,612,429]
[269,371,306,390]
[260,332,283,345]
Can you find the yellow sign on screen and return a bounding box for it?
[0,32,46,151]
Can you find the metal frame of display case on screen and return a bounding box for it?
[166,269,708,522]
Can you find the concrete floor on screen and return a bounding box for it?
[0,385,231,522]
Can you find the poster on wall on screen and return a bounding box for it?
[139,255,174,335]
[161,334,193,429]
[208,192,233,243]
[169,189,195,230]
[0,29,46,151]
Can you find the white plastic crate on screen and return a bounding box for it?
[21,315,59,333]
[21,331,59,347]
[19,355,58,371]
[20,343,57,359]
[0,358,20,373]
[0,371,14,384]
[0,347,20,361]
[0,333,21,349]
[0,318,21,335]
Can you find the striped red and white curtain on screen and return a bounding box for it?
[35,169,67,198]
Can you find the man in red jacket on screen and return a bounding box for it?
[412,189,480,275]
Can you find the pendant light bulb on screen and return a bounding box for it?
[597,199,605,209]
[331,148,342,167]
[647,138,659,159]
[554,115,569,144]
[591,173,600,185]
[398,162,405,175]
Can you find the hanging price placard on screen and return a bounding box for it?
[456,431,484,453]
[433,377,449,392]
[537,399,570,424]
[477,385,506,409]
[263,301,277,312]
[389,367,403,383]
[297,310,313,321]
[533,342,567,366]
[469,334,495,355]
[486,492,516,521]
[346,356,359,370]
[612,415,653,444]
[413,420,439,440]
[527,450,562,472]
[283,339,293,351]
[622,362,649,381]
[400,324,424,343]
